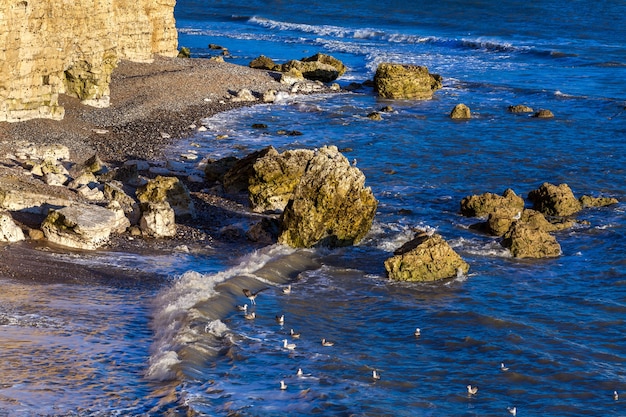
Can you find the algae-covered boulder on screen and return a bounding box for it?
[301,53,347,77]
[450,103,471,119]
[249,55,281,71]
[579,195,619,208]
[527,183,582,217]
[281,60,339,83]
[501,222,561,259]
[460,188,524,218]
[222,147,276,193]
[278,146,377,248]
[373,63,442,99]
[384,232,469,282]
[136,176,195,218]
[249,148,316,213]
[41,204,119,250]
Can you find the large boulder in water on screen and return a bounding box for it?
[249,148,316,213]
[222,146,276,193]
[460,188,524,218]
[281,60,340,83]
[278,146,377,248]
[501,221,561,259]
[384,232,469,282]
[373,63,442,99]
[527,182,582,217]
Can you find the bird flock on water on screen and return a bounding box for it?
[234,285,620,414]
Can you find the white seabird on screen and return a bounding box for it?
[276,314,285,325]
[614,390,619,401]
[321,338,335,347]
[297,368,303,377]
[372,370,381,380]
[244,311,256,320]
[500,362,509,371]
[290,328,301,338]
[507,406,517,416]
[237,304,248,312]
[280,380,287,390]
[242,288,268,305]
[282,285,292,294]
[467,385,478,395]
[283,339,296,350]
[414,328,421,337]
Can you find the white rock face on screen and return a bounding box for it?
[139,202,176,238]
[41,205,120,250]
[0,212,25,242]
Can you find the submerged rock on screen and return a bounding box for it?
[373,63,442,99]
[450,103,471,119]
[528,182,582,217]
[384,232,469,282]
[278,146,377,248]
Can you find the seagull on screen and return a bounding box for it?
[283,339,296,350]
[321,338,335,347]
[614,390,619,401]
[372,370,381,380]
[236,304,248,312]
[290,328,301,339]
[282,285,292,294]
[280,380,287,390]
[244,311,256,320]
[414,328,421,337]
[242,288,268,305]
[507,406,517,416]
[512,211,522,221]
[296,368,303,377]
[467,385,478,395]
[276,314,285,325]
[500,362,509,371]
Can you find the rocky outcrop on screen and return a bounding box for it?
[579,195,619,208]
[0,212,25,242]
[222,147,276,193]
[501,221,561,259]
[249,148,315,213]
[41,204,120,250]
[450,104,471,119]
[278,146,378,248]
[384,232,469,282]
[136,176,195,219]
[373,63,442,99]
[460,188,524,218]
[528,183,582,217]
[249,53,346,82]
[0,0,178,122]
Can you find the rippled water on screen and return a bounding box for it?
[1,1,625,415]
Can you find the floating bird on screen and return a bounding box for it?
[321,338,335,347]
[282,285,292,294]
[242,288,268,305]
[276,314,285,325]
[614,390,619,401]
[236,304,248,312]
[283,339,296,350]
[414,328,421,337]
[297,368,303,377]
[280,380,287,390]
[244,311,256,320]
[372,370,381,380]
[500,362,509,371]
[507,406,517,416]
[290,328,301,339]
[467,385,478,395]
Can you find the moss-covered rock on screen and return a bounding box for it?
[373,63,442,99]
[502,221,561,259]
[384,232,469,282]
[460,188,524,218]
[136,175,195,218]
[528,182,582,217]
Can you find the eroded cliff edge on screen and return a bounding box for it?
[0,0,178,122]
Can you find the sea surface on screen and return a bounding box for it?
[1,1,625,416]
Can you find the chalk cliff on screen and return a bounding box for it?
[0,0,178,122]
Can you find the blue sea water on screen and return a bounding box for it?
[1,1,625,416]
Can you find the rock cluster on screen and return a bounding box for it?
[373,63,442,99]
[461,183,618,258]
[0,144,195,249]
[249,53,347,83]
[0,0,177,122]
[206,145,378,248]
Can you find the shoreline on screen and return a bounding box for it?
[0,56,336,283]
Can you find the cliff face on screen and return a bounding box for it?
[0,0,178,122]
